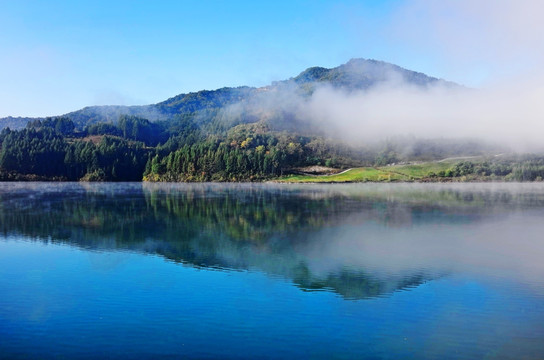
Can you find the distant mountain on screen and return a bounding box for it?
[0,116,43,130]
[62,86,257,129]
[0,58,456,130]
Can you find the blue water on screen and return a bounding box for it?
[1,183,544,359]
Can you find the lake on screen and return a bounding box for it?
[1,182,544,359]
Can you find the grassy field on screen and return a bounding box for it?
[383,162,454,178]
[277,161,458,183]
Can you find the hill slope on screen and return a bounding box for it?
[1,58,491,183]
[0,58,455,130]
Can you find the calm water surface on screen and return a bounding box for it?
[1,182,544,359]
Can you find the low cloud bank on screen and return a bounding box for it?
[301,79,544,151]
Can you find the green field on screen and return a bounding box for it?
[383,161,455,178]
[277,161,457,183]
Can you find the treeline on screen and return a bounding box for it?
[0,122,148,181]
[429,159,544,181]
[0,115,201,181]
[144,123,366,181]
[4,114,544,182]
[0,116,366,181]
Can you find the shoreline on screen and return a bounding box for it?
[0,177,540,184]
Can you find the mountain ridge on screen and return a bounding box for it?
[0,58,456,130]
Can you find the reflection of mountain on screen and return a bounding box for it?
[1,183,541,299]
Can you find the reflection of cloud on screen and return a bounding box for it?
[297,211,544,293]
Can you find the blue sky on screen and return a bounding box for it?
[0,0,534,117]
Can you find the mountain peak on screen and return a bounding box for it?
[291,58,448,90]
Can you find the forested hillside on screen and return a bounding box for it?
[0,116,369,181]
[0,58,533,182]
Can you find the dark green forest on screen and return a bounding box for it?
[0,115,368,181]
[1,114,544,182]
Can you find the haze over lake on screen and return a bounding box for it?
[1,182,544,359]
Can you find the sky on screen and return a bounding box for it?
[0,0,541,118]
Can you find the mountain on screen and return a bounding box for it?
[1,59,484,183]
[0,59,455,130]
[0,116,43,130]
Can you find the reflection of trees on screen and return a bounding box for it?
[1,183,538,299]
